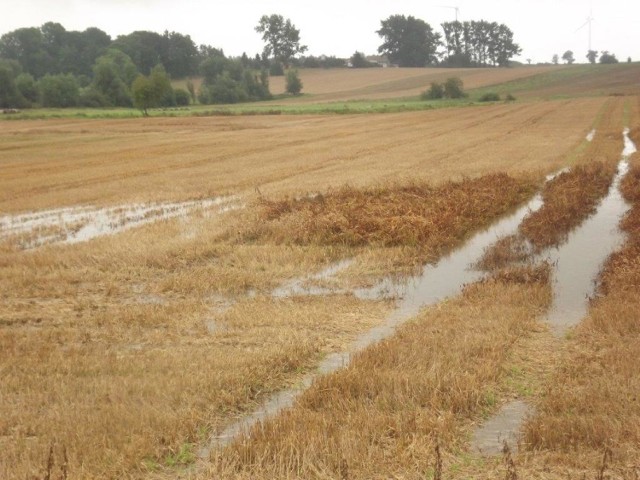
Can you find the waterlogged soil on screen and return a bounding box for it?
[202,130,637,461]
[199,192,547,457]
[539,128,635,335]
[469,128,636,456]
[0,196,239,248]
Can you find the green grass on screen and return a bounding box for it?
[1,97,475,121]
[4,62,637,121]
[471,63,639,99]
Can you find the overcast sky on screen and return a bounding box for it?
[3,0,639,64]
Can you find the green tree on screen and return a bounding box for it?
[586,49,599,64]
[160,30,199,78]
[149,64,175,106]
[562,50,575,64]
[112,31,163,75]
[552,54,559,65]
[15,73,38,104]
[350,52,376,68]
[174,88,190,106]
[421,82,444,100]
[255,14,308,70]
[91,50,137,106]
[285,69,303,95]
[0,63,27,108]
[377,15,441,67]
[131,75,155,115]
[131,65,176,114]
[443,77,465,98]
[38,73,79,107]
[0,27,50,78]
[599,51,618,64]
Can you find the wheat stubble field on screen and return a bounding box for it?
[1,65,640,479]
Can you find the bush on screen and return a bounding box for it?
[505,93,516,102]
[479,92,501,102]
[285,69,303,95]
[15,73,38,105]
[39,74,80,107]
[444,77,465,99]
[421,82,444,100]
[174,88,191,106]
[78,87,109,108]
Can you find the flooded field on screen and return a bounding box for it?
[1,92,639,479]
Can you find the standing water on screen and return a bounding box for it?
[199,190,547,457]
[470,128,636,456]
[542,128,635,335]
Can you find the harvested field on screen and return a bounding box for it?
[1,65,639,480]
[0,97,605,214]
[266,66,560,102]
[478,98,625,268]
[173,64,640,106]
[514,139,640,479]
[204,267,551,479]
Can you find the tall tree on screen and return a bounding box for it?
[111,31,163,75]
[440,20,519,67]
[562,50,575,64]
[599,51,618,64]
[160,31,199,78]
[255,14,308,69]
[586,50,599,64]
[0,27,49,78]
[552,54,559,65]
[377,15,441,67]
[91,49,138,106]
[0,61,27,108]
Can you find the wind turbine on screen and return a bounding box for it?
[575,8,594,52]
[437,5,460,21]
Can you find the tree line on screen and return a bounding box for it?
[0,15,524,110]
[377,16,521,68]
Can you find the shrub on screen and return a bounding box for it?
[285,69,303,95]
[78,87,109,107]
[39,74,80,108]
[421,82,444,100]
[174,88,191,106]
[505,93,516,102]
[444,77,465,99]
[479,92,501,102]
[15,73,38,105]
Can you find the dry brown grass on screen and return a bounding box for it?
[519,98,626,250]
[520,161,617,249]
[477,98,626,270]
[201,265,551,479]
[0,98,604,214]
[250,173,536,250]
[514,127,640,476]
[268,66,561,102]
[1,94,635,479]
[0,175,542,479]
[176,66,559,103]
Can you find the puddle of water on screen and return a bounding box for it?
[469,129,636,457]
[354,194,543,321]
[199,193,546,458]
[540,128,635,335]
[586,129,596,142]
[202,150,632,458]
[271,259,354,298]
[0,196,240,248]
[471,400,531,456]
